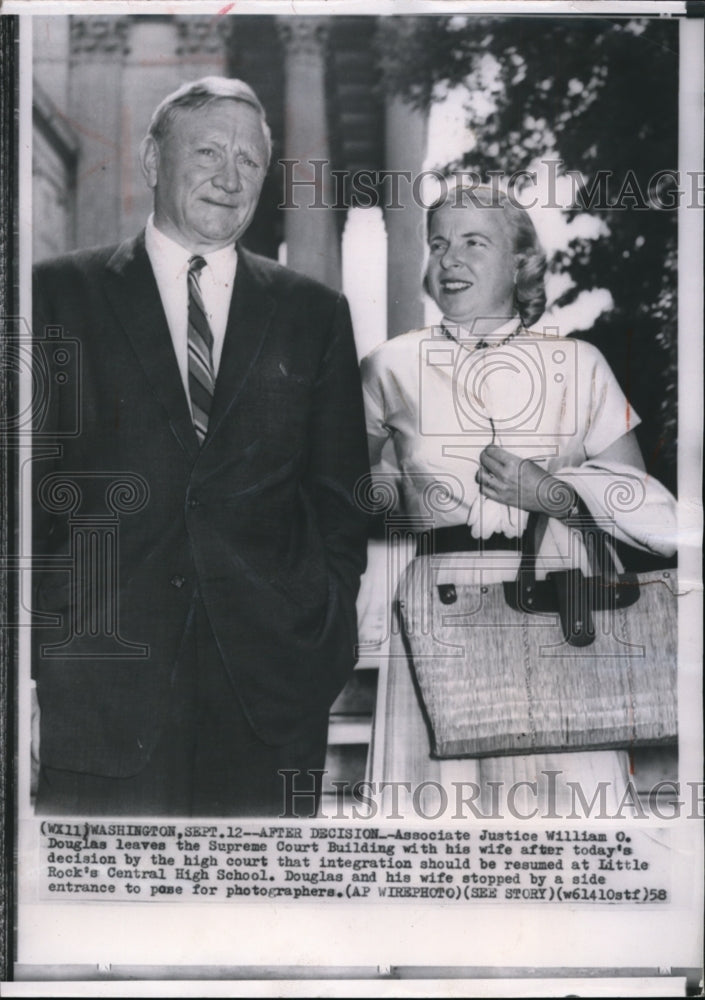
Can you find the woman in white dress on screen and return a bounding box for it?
[360,186,677,818]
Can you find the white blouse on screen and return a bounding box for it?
[361,323,649,542]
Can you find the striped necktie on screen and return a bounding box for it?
[187,255,215,443]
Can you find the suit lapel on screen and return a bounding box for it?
[102,233,200,461]
[204,246,277,445]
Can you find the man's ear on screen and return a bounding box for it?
[139,135,160,189]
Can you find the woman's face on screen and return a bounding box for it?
[425,202,518,328]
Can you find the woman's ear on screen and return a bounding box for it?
[139,135,160,189]
[512,252,526,284]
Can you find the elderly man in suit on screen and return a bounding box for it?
[32,77,369,817]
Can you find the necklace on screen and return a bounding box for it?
[441,323,522,351]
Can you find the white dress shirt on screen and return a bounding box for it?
[145,214,238,399]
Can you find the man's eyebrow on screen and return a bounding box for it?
[190,135,261,153]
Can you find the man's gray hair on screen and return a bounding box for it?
[147,76,272,165]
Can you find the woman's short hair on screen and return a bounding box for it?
[426,185,547,328]
[147,76,272,166]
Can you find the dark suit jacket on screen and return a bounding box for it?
[33,233,369,778]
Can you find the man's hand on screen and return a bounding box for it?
[476,444,576,516]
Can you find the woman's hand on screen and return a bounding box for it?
[476,445,577,516]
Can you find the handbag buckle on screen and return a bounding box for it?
[548,568,595,647]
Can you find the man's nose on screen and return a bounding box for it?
[213,156,242,193]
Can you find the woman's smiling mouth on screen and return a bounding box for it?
[441,279,473,292]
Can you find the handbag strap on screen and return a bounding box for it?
[509,496,639,646]
[518,496,621,590]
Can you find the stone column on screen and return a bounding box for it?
[276,17,341,289]
[34,16,71,113]
[119,17,183,240]
[384,96,428,338]
[175,14,230,75]
[69,16,129,249]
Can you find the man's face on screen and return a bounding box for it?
[142,99,269,253]
[425,202,517,327]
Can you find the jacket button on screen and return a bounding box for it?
[188,498,201,508]
[170,575,186,588]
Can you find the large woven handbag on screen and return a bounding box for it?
[398,506,678,758]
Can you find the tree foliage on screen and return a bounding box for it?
[376,16,679,490]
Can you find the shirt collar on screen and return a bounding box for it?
[145,214,238,280]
